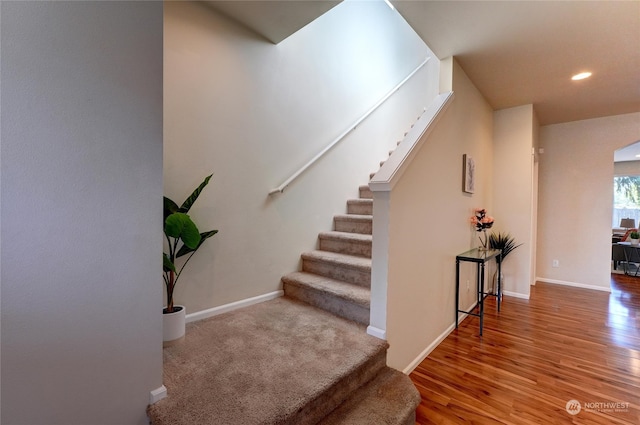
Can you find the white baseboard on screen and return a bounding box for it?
[502,290,529,300]
[186,290,284,323]
[536,277,611,293]
[149,385,167,404]
[403,300,476,375]
[403,322,456,375]
[367,325,387,340]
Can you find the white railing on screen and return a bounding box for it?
[268,57,430,196]
[368,91,454,191]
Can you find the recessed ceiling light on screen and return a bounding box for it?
[571,72,592,81]
[635,154,640,158]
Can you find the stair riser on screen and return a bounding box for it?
[401,412,417,425]
[359,186,373,199]
[283,283,370,325]
[302,258,371,287]
[290,349,388,425]
[317,368,421,425]
[347,202,373,215]
[319,238,372,258]
[334,218,372,235]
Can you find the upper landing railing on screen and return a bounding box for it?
[268,57,430,196]
[368,91,454,192]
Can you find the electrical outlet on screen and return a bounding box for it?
[552,259,559,268]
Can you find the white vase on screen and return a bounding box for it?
[631,238,639,246]
[163,305,186,346]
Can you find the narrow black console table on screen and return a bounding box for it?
[455,248,502,336]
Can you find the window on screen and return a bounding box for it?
[613,176,640,228]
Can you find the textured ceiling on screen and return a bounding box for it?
[392,0,640,125]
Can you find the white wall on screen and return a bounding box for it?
[1,2,163,424]
[164,1,438,313]
[493,105,538,298]
[385,60,494,370]
[537,113,640,290]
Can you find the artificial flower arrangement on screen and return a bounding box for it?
[470,208,494,250]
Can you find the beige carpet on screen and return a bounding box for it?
[147,297,401,425]
[149,152,421,424]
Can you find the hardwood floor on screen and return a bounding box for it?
[410,275,640,424]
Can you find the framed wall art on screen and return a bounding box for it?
[463,154,475,194]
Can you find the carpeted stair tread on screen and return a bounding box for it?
[334,214,373,235]
[318,367,421,425]
[301,250,371,287]
[301,250,371,272]
[283,272,371,324]
[358,185,373,199]
[147,297,388,425]
[346,199,373,215]
[283,272,370,307]
[334,214,372,221]
[318,231,372,244]
[347,198,373,206]
[318,231,372,258]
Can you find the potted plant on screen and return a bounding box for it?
[489,232,522,293]
[630,231,639,245]
[163,174,218,344]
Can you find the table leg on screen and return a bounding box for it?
[623,246,632,276]
[497,256,502,312]
[479,262,485,336]
[455,259,460,329]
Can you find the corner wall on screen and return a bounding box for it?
[493,105,538,298]
[164,1,438,314]
[1,2,163,423]
[385,59,494,370]
[537,113,640,290]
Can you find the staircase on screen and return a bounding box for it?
[278,156,420,424]
[148,155,420,424]
[282,183,373,326]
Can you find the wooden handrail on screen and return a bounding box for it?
[268,57,430,196]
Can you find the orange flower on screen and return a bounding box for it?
[470,208,494,231]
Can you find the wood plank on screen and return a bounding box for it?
[411,275,640,424]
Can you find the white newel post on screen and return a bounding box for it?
[368,190,391,340]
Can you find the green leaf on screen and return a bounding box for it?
[164,212,201,249]
[163,253,176,272]
[489,232,523,263]
[164,197,179,223]
[179,174,213,213]
[176,229,218,258]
